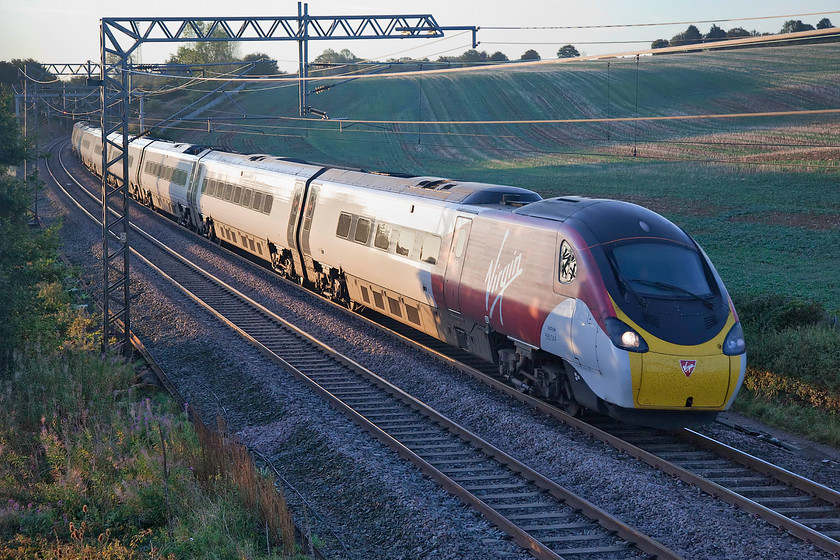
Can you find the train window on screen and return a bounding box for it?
[233,187,243,205]
[201,178,208,193]
[420,234,440,264]
[223,183,234,201]
[336,212,352,238]
[241,189,252,208]
[177,169,187,185]
[206,180,217,197]
[396,229,414,257]
[611,242,713,298]
[355,218,372,244]
[372,291,385,310]
[252,191,264,211]
[405,304,421,325]
[263,195,273,214]
[374,223,391,250]
[388,296,402,317]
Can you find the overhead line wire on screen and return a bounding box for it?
[482,10,840,30]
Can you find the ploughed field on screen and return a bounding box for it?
[151,43,840,312]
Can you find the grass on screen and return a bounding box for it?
[0,304,303,559]
[142,43,840,443]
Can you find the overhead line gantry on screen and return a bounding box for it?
[96,3,477,354]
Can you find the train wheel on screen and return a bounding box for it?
[560,377,582,417]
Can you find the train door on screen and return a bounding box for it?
[300,185,319,272]
[443,216,472,313]
[186,162,203,230]
[286,181,308,282]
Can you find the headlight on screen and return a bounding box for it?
[722,322,746,356]
[605,317,649,353]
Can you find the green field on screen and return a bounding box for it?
[151,43,840,313]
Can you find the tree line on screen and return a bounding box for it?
[651,18,835,49]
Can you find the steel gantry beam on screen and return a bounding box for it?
[97,4,476,354]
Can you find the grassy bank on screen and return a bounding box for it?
[1,337,299,559]
[733,293,840,445]
[0,134,301,557]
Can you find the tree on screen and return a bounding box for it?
[242,53,281,76]
[459,49,488,63]
[780,20,815,34]
[0,90,28,165]
[817,18,834,30]
[557,45,580,58]
[670,25,703,46]
[488,51,509,62]
[520,49,541,61]
[726,27,751,38]
[0,59,56,92]
[0,90,61,371]
[167,22,240,66]
[651,39,670,49]
[313,48,360,65]
[705,24,727,42]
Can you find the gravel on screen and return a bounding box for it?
[40,146,838,559]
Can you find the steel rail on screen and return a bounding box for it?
[55,140,679,560]
[355,313,840,555]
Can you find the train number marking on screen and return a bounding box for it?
[680,360,697,377]
[485,230,523,326]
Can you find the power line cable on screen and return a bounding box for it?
[481,10,840,30]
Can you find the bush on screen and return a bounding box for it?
[735,292,827,332]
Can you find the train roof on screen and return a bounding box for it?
[318,168,542,207]
[515,196,694,246]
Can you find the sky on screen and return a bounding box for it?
[1,0,838,73]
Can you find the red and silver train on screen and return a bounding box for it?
[73,122,746,427]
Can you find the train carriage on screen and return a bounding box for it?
[73,121,746,427]
[193,152,323,272]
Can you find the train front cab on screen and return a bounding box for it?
[574,240,745,428]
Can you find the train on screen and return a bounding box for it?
[72,121,746,428]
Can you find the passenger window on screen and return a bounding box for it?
[421,234,441,264]
[223,183,234,201]
[396,229,414,257]
[252,191,264,211]
[241,189,252,207]
[374,223,391,250]
[201,177,208,193]
[355,218,372,244]
[263,195,273,214]
[233,187,243,205]
[336,213,352,238]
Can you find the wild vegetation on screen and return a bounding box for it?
[0,90,302,559]
[152,43,840,443]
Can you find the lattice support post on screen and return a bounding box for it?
[99,24,132,355]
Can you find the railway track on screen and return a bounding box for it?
[46,140,681,558]
[364,309,840,556]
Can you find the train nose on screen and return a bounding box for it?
[635,353,733,408]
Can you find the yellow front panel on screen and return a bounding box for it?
[637,353,731,407]
[611,297,742,410]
